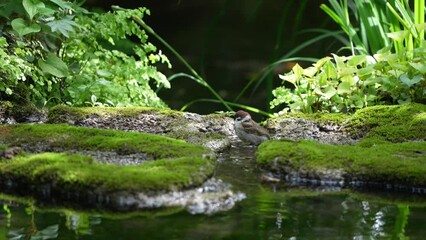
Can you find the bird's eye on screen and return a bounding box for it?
[235,117,242,121]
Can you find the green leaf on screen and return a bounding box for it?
[409,62,426,74]
[96,70,112,78]
[292,64,304,78]
[347,55,366,66]
[400,74,422,87]
[323,60,337,79]
[303,66,317,78]
[23,0,45,20]
[49,0,73,9]
[38,53,69,77]
[279,74,297,87]
[322,86,337,99]
[387,30,410,42]
[337,81,352,94]
[46,16,80,38]
[11,18,41,37]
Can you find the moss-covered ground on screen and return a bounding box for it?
[257,103,426,187]
[0,124,214,193]
[0,124,208,159]
[257,139,426,185]
[47,105,231,150]
[344,103,426,142]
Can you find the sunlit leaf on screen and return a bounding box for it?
[303,66,317,78]
[323,60,337,79]
[341,75,357,85]
[347,55,366,66]
[313,56,332,69]
[387,30,410,42]
[337,81,352,94]
[279,74,297,87]
[414,23,426,33]
[292,63,304,78]
[332,54,347,69]
[339,67,357,77]
[322,86,337,99]
[96,70,112,78]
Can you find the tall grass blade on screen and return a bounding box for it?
[180,98,274,118]
[414,0,425,47]
[354,0,389,53]
[131,15,233,111]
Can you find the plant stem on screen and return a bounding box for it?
[131,15,233,111]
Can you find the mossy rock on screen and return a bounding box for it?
[258,103,426,190]
[343,103,426,142]
[267,103,426,144]
[266,110,354,144]
[257,139,426,187]
[48,105,233,152]
[0,124,215,196]
[0,101,47,123]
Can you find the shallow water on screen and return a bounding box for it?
[1,144,426,239]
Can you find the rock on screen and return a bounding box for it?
[267,117,358,145]
[48,106,234,152]
[1,147,22,159]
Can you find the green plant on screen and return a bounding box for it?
[0,0,82,104]
[0,1,171,108]
[270,47,426,114]
[321,0,426,55]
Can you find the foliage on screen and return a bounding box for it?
[321,0,425,55]
[270,47,426,113]
[0,0,171,108]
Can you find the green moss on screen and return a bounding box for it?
[0,144,7,151]
[0,123,215,193]
[269,111,349,126]
[0,124,208,159]
[48,105,184,123]
[166,131,225,143]
[257,139,426,185]
[345,103,426,142]
[0,152,214,192]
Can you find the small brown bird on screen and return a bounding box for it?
[233,110,270,145]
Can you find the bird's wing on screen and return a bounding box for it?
[242,121,270,137]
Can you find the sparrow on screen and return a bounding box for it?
[233,110,270,145]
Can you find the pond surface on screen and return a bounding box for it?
[1,144,426,239]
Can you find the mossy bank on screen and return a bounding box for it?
[0,102,234,152]
[0,124,221,210]
[47,105,233,152]
[258,103,426,191]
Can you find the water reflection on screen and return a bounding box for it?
[1,143,426,239]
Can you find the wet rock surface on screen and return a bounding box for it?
[17,143,153,165]
[114,178,246,214]
[0,102,47,124]
[267,118,358,145]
